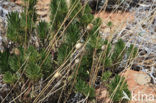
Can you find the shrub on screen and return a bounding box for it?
[0,0,137,102]
[108,75,131,103]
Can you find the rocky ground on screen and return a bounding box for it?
[0,0,156,103]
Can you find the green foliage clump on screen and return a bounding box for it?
[50,0,136,100]
[102,72,131,102]
[107,21,113,27]
[7,0,38,45]
[112,39,125,63]
[26,62,42,80]
[3,71,16,84]
[1,46,53,84]
[37,21,49,42]
[50,0,102,99]
[57,43,70,64]
[50,0,68,31]
[108,75,131,102]
[79,4,94,26]
[127,44,138,58]
[7,12,23,44]
[102,39,138,72]
[9,54,23,72]
[0,0,138,102]
[0,50,10,73]
[102,71,112,83]
[78,55,92,81]
[75,79,95,98]
[0,0,53,86]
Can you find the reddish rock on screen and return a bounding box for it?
[122,70,156,103]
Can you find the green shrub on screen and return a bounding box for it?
[3,71,16,84]
[0,0,53,84]
[108,75,131,102]
[0,49,10,73]
[102,39,138,72]
[75,79,95,98]
[0,0,138,102]
[37,21,49,42]
[102,71,112,83]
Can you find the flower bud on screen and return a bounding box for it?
[75,59,80,64]
[35,41,39,48]
[66,0,71,9]
[101,45,105,50]
[87,23,93,31]
[54,72,61,78]
[75,43,83,49]
[0,49,4,53]
[14,48,20,56]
